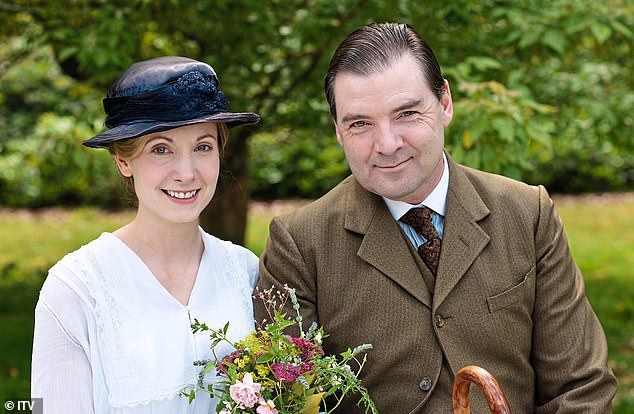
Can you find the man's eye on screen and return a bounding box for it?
[351,121,368,128]
[400,111,418,118]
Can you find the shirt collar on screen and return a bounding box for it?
[383,152,449,220]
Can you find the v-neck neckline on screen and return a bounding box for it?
[103,230,207,308]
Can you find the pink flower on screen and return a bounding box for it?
[229,372,261,408]
[256,398,279,414]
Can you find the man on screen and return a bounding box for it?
[254,22,616,413]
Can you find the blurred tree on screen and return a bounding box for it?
[1,0,632,243]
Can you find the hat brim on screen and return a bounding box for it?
[82,112,260,148]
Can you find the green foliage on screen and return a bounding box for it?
[476,0,634,189]
[0,112,126,207]
[445,79,556,179]
[0,43,127,207]
[248,129,349,199]
[0,0,632,208]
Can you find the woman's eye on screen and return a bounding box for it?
[151,145,169,154]
[196,143,213,152]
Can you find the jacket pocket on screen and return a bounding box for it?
[486,266,535,313]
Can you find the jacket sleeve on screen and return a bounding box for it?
[532,186,616,413]
[254,215,318,333]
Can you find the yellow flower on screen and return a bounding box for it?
[256,364,270,377]
[236,331,272,355]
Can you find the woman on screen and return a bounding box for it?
[31,56,260,413]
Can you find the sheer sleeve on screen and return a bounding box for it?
[31,274,94,414]
[229,241,260,289]
[244,248,259,289]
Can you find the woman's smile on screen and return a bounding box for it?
[162,188,200,200]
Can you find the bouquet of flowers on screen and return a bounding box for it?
[182,286,377,414]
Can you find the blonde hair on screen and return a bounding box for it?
[108,122,229,194]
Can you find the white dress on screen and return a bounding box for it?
[31,230,259,414]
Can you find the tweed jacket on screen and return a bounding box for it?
[254,155,616,413]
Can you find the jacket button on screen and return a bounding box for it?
[419,377,433,391]
[435,314,445,328]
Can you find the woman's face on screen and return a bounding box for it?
[115,123,220,226]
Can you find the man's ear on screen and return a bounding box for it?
[440,79,454,128]
[114,156,133,178]
[334,120,344,147]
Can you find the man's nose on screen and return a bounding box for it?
[374,121,403,154]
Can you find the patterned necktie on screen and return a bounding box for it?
[400,207,442,275]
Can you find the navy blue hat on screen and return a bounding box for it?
[83,56,260,148]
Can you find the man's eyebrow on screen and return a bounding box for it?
[339,99,424,125]
[393,99,422,113]
[340,113,369,124]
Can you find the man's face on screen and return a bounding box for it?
[333,53,453,204]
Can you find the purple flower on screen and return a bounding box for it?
[218,349,244,375]
[290,337,324,361]
[270,362,314,382]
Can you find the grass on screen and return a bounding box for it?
[1,195,632,412]
[554,194,634,412]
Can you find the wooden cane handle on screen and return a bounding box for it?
[452,366,511,414]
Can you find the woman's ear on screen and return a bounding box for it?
[114,156,133,178]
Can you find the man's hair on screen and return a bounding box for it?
[324,22,445,120]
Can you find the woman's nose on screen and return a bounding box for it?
[173,154,196,182]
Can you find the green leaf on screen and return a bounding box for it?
[340,348,353,359]
[58,46,79,62]
[279,335,292,347]
[526,121,554,146]
[610,20,633,39]
[469,116,489,141]
[541,29,567,54]
[464,148,482,169]
[591,23,612,44]
[467,56,502,71]
[201,361,217,375]
[518,28,542,48]
[491,117,516,143]
[210,337,224,348]
[256,352,275,363]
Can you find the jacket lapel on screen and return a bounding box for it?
[343,178,433,308]
[433,157,491,310]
